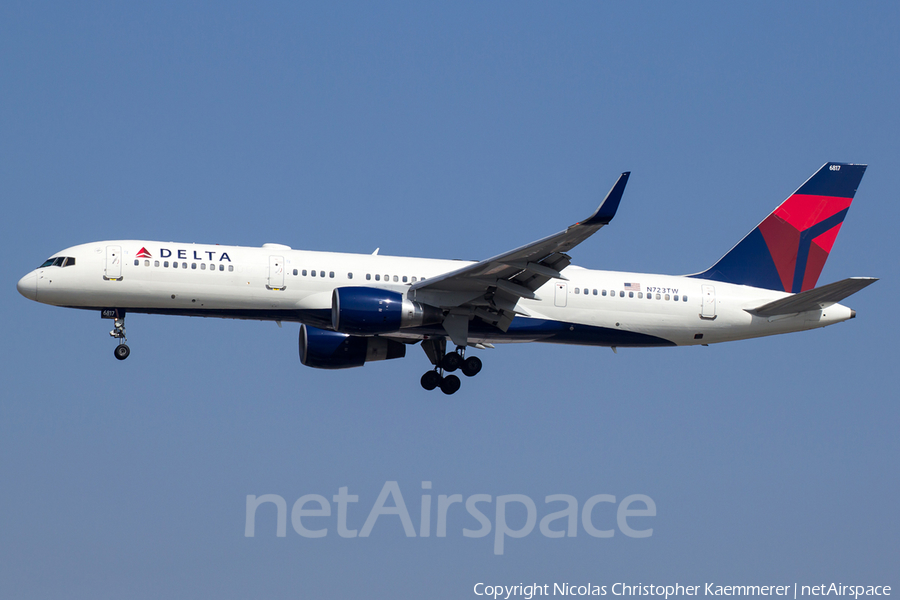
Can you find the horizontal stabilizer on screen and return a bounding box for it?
[747,277,877,317]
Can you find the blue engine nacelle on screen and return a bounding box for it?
[331,287,442,335]
[299,324,406,369]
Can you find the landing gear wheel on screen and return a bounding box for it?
[440,374,461,395]
[114,344,131,360]
[461,356,482,377]
[421,370,442,391]
[441,352,461,372]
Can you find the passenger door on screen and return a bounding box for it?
[104,245,122,280]
[700,284,716,319]
[267,255,285,290]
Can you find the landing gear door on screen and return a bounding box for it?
[104,245,122,280]
[267,255,285,290]
[554,282,568,307]
[700,284,716,319]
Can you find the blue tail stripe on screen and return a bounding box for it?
[796,163,866,198]
[689,229,783,290]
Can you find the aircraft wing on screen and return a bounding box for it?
[746,277,878,317]
[409,172,630,343]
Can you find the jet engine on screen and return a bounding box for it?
[299,324,406,369]
[331,287,442,335]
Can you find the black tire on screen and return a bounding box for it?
[441,352,461,372]
[461,356,482,377]
[114,344,130,360]
[420,370,441,391]
[440,374,461,395]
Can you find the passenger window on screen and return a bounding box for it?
[182,262,187,269]
[638,292,643,299]
[173,262,178,269]
[575,288,580,294]
[674,295,679,301]
[384,274,389,281]
[219,264,224,271]
[134,259,139,266]
[321,271,325,278]
[683,295,688,302]
[665,294,670,301]
[302,270,307,276]
[411,277,417,282]
[330,272,335,278]
[402,276,408,283]
[593,289,597,295]
[602,290,607,296]
[154,260,159,267]
[619,291,625,298]
[366,274,371,280]
[393,275,398,282]
[228,265,234,272]
[375,274,380,281]
[629,291,634,298]
[201,263,206,270]
[656,293,661,300]
[348,273,353,279]
[192,263,197,269]
[311,270,316,277]
[164,261,169,268]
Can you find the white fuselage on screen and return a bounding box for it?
[17,240,856,348]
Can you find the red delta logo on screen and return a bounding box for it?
[759,194,851,293]
[136,247,152,258]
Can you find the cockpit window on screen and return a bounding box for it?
[39,256,76,268]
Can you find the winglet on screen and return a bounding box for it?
[580,172,631,226]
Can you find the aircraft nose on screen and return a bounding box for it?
[17,272,37,301]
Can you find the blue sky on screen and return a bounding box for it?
[1,2,898,598]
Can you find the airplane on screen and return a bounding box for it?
[17,162,876,395]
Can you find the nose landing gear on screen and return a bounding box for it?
[109,315,130,360]
[420,338,482,395]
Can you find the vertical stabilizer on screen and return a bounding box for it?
[690,163,867,292]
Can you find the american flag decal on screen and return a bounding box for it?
[624,282,641,291]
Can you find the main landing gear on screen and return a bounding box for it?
[420,339,483,395]
[110,315,130,360]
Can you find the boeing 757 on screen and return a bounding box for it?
[17,162,876,394]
